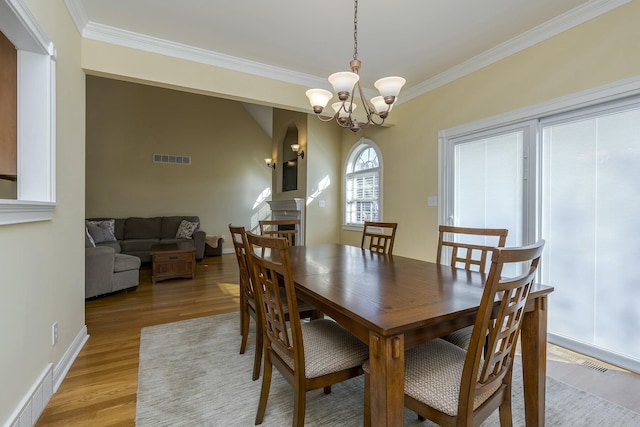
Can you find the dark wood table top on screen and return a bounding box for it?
[288,243,553,338]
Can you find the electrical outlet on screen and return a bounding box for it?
[427,196,437,207]
[52,322,58,345]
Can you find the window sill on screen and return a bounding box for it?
[342,224,364,232]
[0,200,55,225]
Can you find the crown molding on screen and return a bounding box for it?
[63,0,87,33]
[401,0,631,102]
[81,21,327,90]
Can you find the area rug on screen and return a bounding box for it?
[136,312,640,426]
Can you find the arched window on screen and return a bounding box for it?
[344,139,382,226]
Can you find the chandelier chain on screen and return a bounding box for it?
[353,0,358,61]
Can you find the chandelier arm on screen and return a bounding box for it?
[354,80,375,123]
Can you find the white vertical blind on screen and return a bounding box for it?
[541,105,640,366]
[451,129,526,249]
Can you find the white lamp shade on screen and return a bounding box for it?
[291,144,300,152]
[370,96,394,114]
[328,72,359,93]
[305,88,333,108]
[332,101,356,118]
[374,76,406,97]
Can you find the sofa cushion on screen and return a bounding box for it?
[86,221,117,244]
[124,217,162,239]
[161,216,200,238]
[175,219,199,239]
[85,227,96,248]
[120,238,160,253]
[96,240,122,253]
[114,218,126,241]
[114,253,141,273]
[86,219,115,235]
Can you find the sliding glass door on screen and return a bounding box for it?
[442,98,640,372]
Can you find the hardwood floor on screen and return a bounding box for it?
[37,254,241,426]
[36,253,640,425]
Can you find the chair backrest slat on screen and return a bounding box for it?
[245,232,304,371]
[459,240,545,412]
[259,219,300,246]
[361,221,398,254]
[437,225,508,273]
[229,224,254,306]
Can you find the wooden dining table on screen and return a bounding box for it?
[287,243,554,427]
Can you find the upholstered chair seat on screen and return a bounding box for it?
[273,319,369,379]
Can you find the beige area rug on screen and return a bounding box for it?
[136,312,640,426]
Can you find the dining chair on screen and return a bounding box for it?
[259,219,300,246]
[437,225,508,274]
[360,221,398,254]
[245,231,369,427]
[363,239,545,427]
[229,224,316,381]
[437,225,509,350]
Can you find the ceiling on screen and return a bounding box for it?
[66,0,622,102]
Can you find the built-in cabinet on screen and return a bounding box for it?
[0,31,17,181]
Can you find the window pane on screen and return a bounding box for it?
[454,131,524,246]
[542,106,640,363]
[354,147,379,171]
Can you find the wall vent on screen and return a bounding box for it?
[153,153,191,165]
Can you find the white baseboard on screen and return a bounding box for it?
[4,325,89,427]
[53,325,89,392]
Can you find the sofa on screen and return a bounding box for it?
[86,216,212,262]
[85,231,141,299]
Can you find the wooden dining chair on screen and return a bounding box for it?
[437,225,508,274]
[259,219,300,246]
[360,221,398,254]
[245,232,369,427]
[437,225,509,350]
[364,240,545,427]
[229,224,316,381]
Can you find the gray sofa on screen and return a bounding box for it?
[87,216,209,262]
[85,242,141,299]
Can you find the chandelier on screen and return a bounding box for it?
[305,0,405,133]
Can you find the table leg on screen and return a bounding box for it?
[520,295,548,427]
[368,332,405,427]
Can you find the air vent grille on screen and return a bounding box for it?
[153,153,191,165]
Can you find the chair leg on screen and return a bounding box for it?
[252,328,263,381]
[499,384,513,427]
[293,382,307,427]
[363,372,371,427]
[240,306,249,354]
[255,351,272,425]
[323,385,331,394]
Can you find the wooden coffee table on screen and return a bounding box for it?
[149,241,196,283]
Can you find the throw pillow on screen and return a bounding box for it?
[175,220,198,239]
[86,219,115,236]
[86,221,117,244]
[85,227,96,247]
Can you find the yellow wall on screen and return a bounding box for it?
[86,76,273,245]
[0,0,85,423]
[341,0,640,261]
[305,116,342,244]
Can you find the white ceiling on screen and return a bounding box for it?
[66,0,626,101]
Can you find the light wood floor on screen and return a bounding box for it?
[36,254,640,426]
[37,254,241,426]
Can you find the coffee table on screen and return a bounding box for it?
[149,241,196,283]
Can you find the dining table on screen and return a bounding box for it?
[287,243,554,427]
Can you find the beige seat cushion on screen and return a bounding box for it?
[273,319,369,379]
[363,338,500,416]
